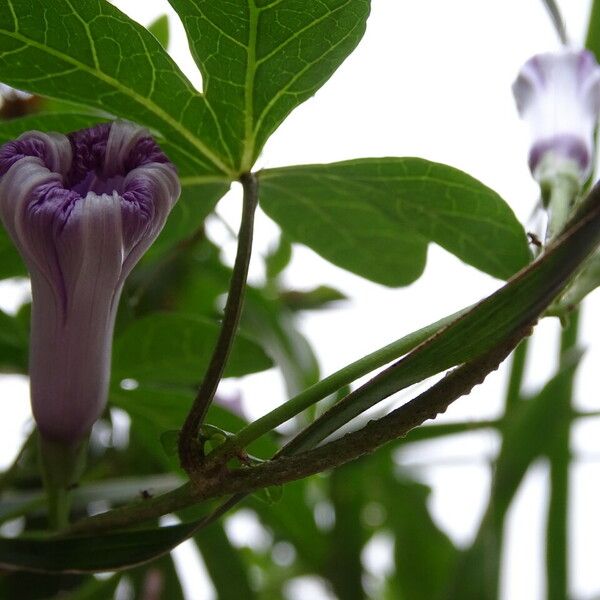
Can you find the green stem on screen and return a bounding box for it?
[38,437,86,531]
[504,337,530,409]
[546,174,579,242]
[178,173,259,474]
[546,308,579,600]
[209,307,468,463]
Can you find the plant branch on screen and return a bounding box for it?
[67,327,527,535]
[207,307,468,465]
[229,328,529,483]
[178,173,259,475]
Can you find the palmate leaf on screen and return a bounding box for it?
[168,0,370,170]
[260,158,532,285]
[0,0,233,177]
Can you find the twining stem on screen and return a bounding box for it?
[178,173,259,475]
[207,307,468,465]
[546,308,579,600]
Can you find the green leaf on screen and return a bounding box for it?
[160,430,180,458]
[65,574,121,600]
[400,419,499,444]
[586,0,600,61]
[0,522,200,573]
[0,571,89,599]
[254,483,283,505]
[128,554,186,600]
[195,522,256,599]
[285,185,600,452]
[249,479,326,571]
[280,285,346,311]
[244,288,320,397]
[145,179,229,260]
[147,14,170,49]
[388,476,457,600]
[260,159,531,285]
[0,307,28,372]
[444,360,580,599]
[111,386,193,471]
[0,112,107,144]
[112,313,273,386]
[327,464,367,600]
[167,0,370,170]
[265,234,292,281]
[0,0,233,176]
[0,227,25,279]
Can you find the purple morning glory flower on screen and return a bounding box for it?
[513,49,600,183]
[0,121,180,445]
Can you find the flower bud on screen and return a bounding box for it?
[513,49,600,184]
[0,122,180,444]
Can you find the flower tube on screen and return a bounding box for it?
[0,121,180,447]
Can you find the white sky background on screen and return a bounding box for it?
[2,1,600,598]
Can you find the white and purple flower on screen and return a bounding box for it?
[0,121,180,445]
[513,49,600,183]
